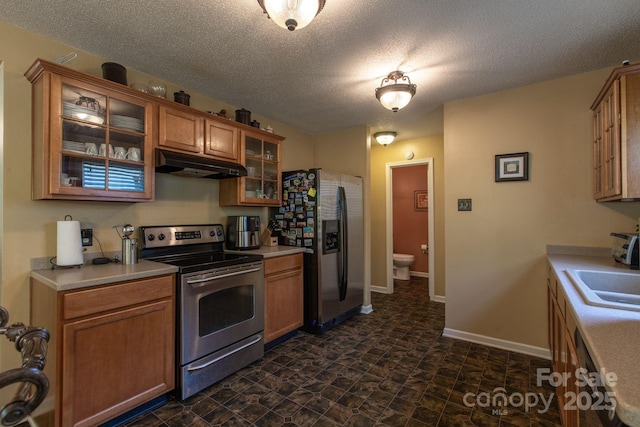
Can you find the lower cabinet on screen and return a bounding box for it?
[30,274,175,427]
[547,265,579,426]
[264,254,304,343]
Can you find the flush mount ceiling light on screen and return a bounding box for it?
[375,71,417,112]
[257,0,326,31]
[374,131,397,146]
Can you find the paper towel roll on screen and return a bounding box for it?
[57,220,83,266]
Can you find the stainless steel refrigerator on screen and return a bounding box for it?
[273,169,364,333]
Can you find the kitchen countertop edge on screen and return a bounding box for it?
[547,250,640,426]
[225,246,309,258]
[30,259,178,291]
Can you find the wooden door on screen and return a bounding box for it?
[593,103,604,199]
[264,255,304,343]
[204,119,239,161]
[61,300,174,426]
[602,81,621,198]
[158,106,203,153]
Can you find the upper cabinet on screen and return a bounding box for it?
[26,59,155,202]
[26,58,285,204]
[591,63,640,201]
[219,129,284,206]
[157,106,240,163]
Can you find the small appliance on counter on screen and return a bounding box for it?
[226,216,261,250]
[611,232,639,269]
[115,224,138,264]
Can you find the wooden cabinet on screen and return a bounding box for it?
[219,129,284,206]
[591,63,640,201]
[158,106,202,153]
[30,275,175,427]
[547,265,579,426]
[204,118,240,161]
[158,105,240,162]
[25,59,155,202]
[264,254,304,343]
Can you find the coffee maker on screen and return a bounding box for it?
[226,216,261,250]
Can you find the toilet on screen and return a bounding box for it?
[393,253,415,280]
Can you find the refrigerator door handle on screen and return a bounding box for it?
[338,185,348,301]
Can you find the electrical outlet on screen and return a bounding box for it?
[458,199,472,211]
[81,229,93,246]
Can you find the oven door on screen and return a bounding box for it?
[180,262,264,365]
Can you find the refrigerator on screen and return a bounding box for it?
[272,169,364,333]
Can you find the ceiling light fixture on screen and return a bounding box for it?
[375,71,417,112]
[374,131,397,146]
[257,0,326,31]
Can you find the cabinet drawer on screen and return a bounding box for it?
[63,275,174,320]
[264,254,303,276]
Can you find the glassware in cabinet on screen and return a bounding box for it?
[58,83,148,197]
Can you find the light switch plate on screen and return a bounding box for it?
[458,199,472,211]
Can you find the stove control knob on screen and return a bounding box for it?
[209,231,216,237]
[158,233,166,241]
[147,234,155,241]
[217,229,223,236]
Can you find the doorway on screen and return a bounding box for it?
[385,158,434,300]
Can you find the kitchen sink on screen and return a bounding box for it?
[565,269,640,312]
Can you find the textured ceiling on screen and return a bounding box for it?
[2,0,640,140]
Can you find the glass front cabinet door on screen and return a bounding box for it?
[219,129,284,207]
[27,59,154,201]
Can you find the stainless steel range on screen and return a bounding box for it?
[139,224,264,400]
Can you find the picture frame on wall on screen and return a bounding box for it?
[495,152,529,182]
[414,190,428,211]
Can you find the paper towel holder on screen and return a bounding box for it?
[51,215,84,270]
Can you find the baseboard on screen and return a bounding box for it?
[360,304,373,314]
[410,271,429,278]
[432,294,445,303]
[371,285,391,294]
[442,327,551,359]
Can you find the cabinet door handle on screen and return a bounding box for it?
[187,335,262,372]
[186,267,262,285]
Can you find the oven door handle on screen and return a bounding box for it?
[186,335,262,372]
[186,266,262,285]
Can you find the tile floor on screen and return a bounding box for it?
[124,278,561,426]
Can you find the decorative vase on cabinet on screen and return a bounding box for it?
[25,59,155,202]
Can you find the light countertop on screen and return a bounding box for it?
[547,251,640,426]
[225,245,309,258]
[30,259,178,291]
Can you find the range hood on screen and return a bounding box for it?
[155,149,247,179]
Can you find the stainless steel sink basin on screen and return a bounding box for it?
[565,269,640,312]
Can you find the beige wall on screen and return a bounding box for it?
[0,21,316,376]
[370,133,446,297]
[443,68,640,351]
